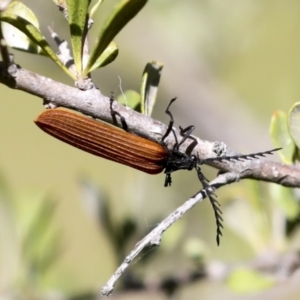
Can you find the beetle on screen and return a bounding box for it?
[35,108,169,175]
[35,98,280,244]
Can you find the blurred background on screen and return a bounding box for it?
[1,0,300,299]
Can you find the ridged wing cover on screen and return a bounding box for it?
[35,109,168,174]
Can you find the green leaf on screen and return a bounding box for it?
[17,191,61,276]
[116,90,141,110]
[0,12,76,79]
[287,102,300,162]
[270,184,299,220]
[66,0,91,73]
[84,0,148,75]
[270,110,295,164]
[89,41,118,71]
[227,268,275,294]
[1,1,43,54]
[141,61,163,116]
[288,102,300,148]
[24,200,56,247]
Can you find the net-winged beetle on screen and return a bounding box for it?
[35,97,280,245]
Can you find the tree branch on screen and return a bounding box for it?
[1,62,299,188]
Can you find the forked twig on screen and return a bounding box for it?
[100,173,229,296]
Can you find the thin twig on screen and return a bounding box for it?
[48,26,76,75]
[100,173,235,296]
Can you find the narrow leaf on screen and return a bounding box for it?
[141,61,163,116]
[270,110,295,164]
[1,13,75,79]
[66,0,91,73]
[270,184,299,220]
[89,41,118,71]
[116,90,141,110]
[84,0,148,75]
[288,102,300,162]
[1,1,43,54]
[288,102,300,148]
